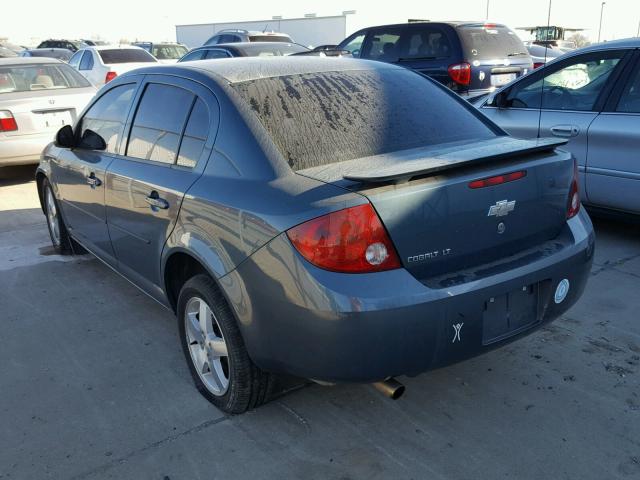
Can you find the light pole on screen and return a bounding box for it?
[486,0,490,20]
[598,1,606,43]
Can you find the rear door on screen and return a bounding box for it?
[52,81,139,264]
[482,49,630,194]
[586,52,640,213]
[105,76,219,299]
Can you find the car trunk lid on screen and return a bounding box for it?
[297,136,573,282]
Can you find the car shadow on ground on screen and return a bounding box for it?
[0,165,37,186]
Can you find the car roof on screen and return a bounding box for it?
[196,42,300,49]
[160,56,402,84]
[350,21,507,31]
[574,37,640,53]
[90,45,147,51]
[0,57,61,65]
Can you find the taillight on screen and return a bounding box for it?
[533,62,544,69]
[286,203,401,273]
[469,170,527,189]
[105,71,118,83]
[567,160,580,219]
[0,110,17,132]
[448,62,471,86]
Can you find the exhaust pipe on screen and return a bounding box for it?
[372,378,405,400]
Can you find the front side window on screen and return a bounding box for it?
[362,30,401,62]
[180,50,205,62]
[505,52,623,111]
[340,33,365,57]
[79,84,136,153]
[126,83,194,164]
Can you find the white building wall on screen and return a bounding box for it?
[176,15,349,48]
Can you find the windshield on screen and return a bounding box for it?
[232,68,495,170]
[0,63,91,93]
[459,25,528,60]
[98,49,156,64]
[152,45,188,59]
[238,43,309,56]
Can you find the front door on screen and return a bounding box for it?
[53,82,138,263]
[105,77,218,300]
[586,55,640,214]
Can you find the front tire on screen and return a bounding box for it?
[43,179,72,254]
[177,274,273,413]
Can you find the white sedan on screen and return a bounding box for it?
[68,45,157,86]
[0,57,96,166]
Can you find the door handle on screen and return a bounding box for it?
[86,172,102,188]
[145,191,169,210]
[550,125,580,138]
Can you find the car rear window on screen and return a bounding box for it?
[98,49,156,64]
[152,45,188,60]
[237,43,309,56]
[0,64,91,93]
[458,25,528,60]
[249,36,292,43]
[232,68,496,170]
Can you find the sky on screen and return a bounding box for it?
[3,0,640,46]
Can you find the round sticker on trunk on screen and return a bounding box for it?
[554,279,570,304]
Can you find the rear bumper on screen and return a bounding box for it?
[0,133,52,166]
[225,210,595,383]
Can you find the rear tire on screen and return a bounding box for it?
[43,179,72,255]
[177,274,274,413]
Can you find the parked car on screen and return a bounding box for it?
[337,21,533,97]
[203,29,292,46]
[0,40,24,54]
[179,42,309,62]
[478,38,640,216]
[68,45,157,85]
[37,39,88,52]
[20,48,73,62]
[526,44,563,69]
[37,57,594,412]
[133,42,189,63]
[0,58,96,167]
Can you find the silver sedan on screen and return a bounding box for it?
[0,57,96,167]
[478,38,640,216]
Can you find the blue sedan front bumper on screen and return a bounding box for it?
[224,210,594,383]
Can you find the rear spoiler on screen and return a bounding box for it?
[343,137,568,184]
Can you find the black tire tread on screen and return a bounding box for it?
[177,274,273,414]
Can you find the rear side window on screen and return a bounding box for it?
[69,51,82,68]
[205,49,230,59]
[98,49,156,64]
[180,50,206,62]
[177,98,209,167]
[459,25,528,60]
[79,84,136,153]
[232,68,496,170]
[79,51,94,70]
[127,83,194,164]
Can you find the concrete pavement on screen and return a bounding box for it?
[0,166,638,479]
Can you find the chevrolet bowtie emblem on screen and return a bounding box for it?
[487,199,516,217]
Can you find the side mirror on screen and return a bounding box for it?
[494,90,511,109]
[55,125,76,148]
[78,129,107,151]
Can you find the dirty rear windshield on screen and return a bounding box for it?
[232,68,496,170]
[458,25,528,60]
[98,49,156,64]
[249,36,291,43]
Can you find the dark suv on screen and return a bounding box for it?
[37,39,88,52]
[338,22,533,97]
[203,29,293,46]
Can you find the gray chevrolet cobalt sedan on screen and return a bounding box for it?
[36,57,594,413]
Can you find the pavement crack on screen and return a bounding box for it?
[592,253,640,277]
[68,415,230,480]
